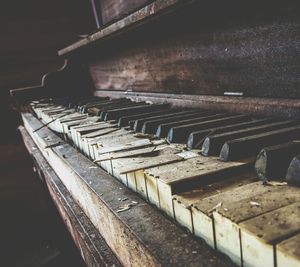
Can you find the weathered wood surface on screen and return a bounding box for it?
[22,112,231,267]
[95,91,300,119]
[19,126,122,267]
[57,0,300,103]
[58,0,192,56]
[255,141,300,182]
[144,156,249,217]
[277,233,300,267]
[213,185,300,266]
[239,202,300,267]
[173,172,255,238]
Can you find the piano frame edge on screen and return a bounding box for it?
[20,112,233,267]
[94,90,300,119]
[19,125,122,267]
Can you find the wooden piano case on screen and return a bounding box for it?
[11,1,300,266]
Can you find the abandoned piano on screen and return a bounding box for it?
[11,1,300,266]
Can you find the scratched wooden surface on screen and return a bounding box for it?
[101,0,152,25]
[83,1,300,99]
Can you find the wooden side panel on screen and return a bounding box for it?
[88,1,300,99]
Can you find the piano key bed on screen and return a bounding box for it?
[24,97,300,267]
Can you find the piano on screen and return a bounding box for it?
[11,1,300,266]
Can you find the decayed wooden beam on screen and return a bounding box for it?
[22,112,231,267]
[220,126,300,161]
[286,154,300,186]
[239,202,300,267]
[213,185,300,266]
[255,141,300,183]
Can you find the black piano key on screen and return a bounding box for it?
[155,113,231,137]
[220,125,300,161]
[84,99,133,114]
[72,97,106,110]
[82,98,132,113]
[79,98,113,112]
[255,141,300,183]
[104,103,171,121]
[141,111,219,134]
[118,108,174,127]
[286,154,300,187]
[99,102,146,119]
[167,114,251,143]
[186,118,274,149]
[202,120,296,156]
[133,110,200,132]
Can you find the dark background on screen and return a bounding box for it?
[0,0,95,143]
[0,1,95,266]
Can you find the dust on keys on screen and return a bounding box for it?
[31,97,300,267]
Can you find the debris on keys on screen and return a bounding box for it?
[133,133,156,139]
[117,201,139,213]
[208,202,222,214]
[265,181,288,186]
[250,201,260,207]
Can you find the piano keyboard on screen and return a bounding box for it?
[30,97,300,267]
